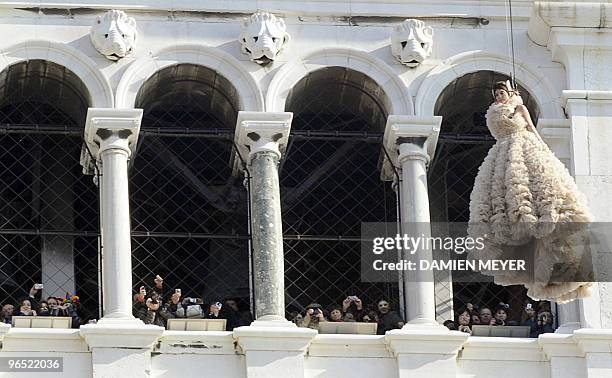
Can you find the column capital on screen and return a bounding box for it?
[81,108,143,175]
[381,115,441,181]
[232,111,293,175]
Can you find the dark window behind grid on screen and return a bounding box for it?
[0,60,100,321]
[282,67,399,315]
[131,64,250,306]
[429,71,540,321]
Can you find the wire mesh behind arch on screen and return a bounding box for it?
[129,63,251,311]
[0,59,100,322]
[282,66,400,316]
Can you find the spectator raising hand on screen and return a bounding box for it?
[154,275,163,290]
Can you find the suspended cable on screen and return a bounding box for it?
[503,0,517,89]
[508,0,517,88]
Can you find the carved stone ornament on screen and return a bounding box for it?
[240,12,290,66]
[90,10,137,61]
[391,19,433,68]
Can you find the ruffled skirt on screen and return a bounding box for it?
[468,130,593,303]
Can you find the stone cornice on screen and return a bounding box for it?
[528,2,612,46]
[1,1,533,19]
[563,90,612,104]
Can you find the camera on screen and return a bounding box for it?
[187,298,197,304]
[495,318,504,326]
[311,308,321,315]
[34,283,44,290]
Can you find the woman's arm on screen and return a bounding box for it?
[516,104,536,130]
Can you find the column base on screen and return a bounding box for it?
[574,328,612,378]
[555,322,582,334]
[80,319,164,378]
[234,325,317,378]
[386,327,468,378]
[539,333,586,378]
[80,319,163,349]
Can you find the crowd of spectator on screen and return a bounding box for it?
[131,275,253,330]
[287,296,405,335]
[2,281,556,338]
[1,284,81,328]
[443,301,555,337]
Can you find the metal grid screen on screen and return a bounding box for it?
[0,60,100,322]
[282,67,399,316]
[130,64,250,307]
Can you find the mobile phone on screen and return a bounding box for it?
[34,283,44,289]
[349,295,358,301]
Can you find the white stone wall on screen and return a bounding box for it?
[1,327,612,378]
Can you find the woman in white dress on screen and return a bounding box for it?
[468,80,592,303]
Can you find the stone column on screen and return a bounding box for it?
[381,116,469,378]
[80,108,142,321]
[79,108,162,378]
[232,111,317,378]
[381,115,442,326]
[232,111,293,325]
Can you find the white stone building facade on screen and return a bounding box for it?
[0,1,611,377]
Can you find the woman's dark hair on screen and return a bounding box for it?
[456,306,471,317]
[17,297,32,307]
[455,307,473,326]
[493,80,519,96]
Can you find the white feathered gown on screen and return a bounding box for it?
[468,100,593,303]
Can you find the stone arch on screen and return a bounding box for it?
[266,48,413,115]
[415,51,564,119]
[116,44,264,111]
[0,40,113,108]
